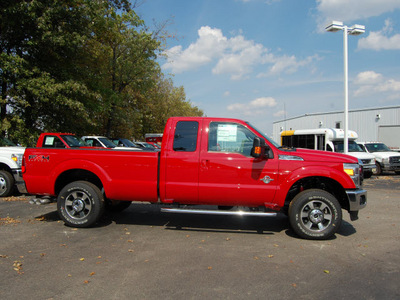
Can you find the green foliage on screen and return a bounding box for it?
[0,0,203,145]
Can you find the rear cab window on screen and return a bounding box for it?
[173,121,199,152]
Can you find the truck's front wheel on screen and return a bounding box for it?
[0,170,14,197]
[57,181,104,228]
[288,189,342,240]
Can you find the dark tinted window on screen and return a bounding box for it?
[282,134,315,149]
[173,121,198,152]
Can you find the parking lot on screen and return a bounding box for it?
[1,175,399,300]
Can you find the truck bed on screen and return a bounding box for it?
[23,148,159,202]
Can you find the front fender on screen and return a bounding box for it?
[274,165,355,207]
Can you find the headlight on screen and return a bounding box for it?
[343,163,361,188]
[11,154,23,168]
[382,158,389,164]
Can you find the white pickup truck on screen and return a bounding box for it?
[81,136,142,150]
[358,142,400,175]
[0,137,27,197]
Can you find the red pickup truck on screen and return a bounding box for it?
[35,133,89,148]
[22,117,367,240]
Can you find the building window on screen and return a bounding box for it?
[335,122,341,129]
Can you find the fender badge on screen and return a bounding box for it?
[260,175,274,184]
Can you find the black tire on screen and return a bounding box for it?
[0,170,15,197]
[375,163,382,175]
[57,181,105,228]
[289,189,342,240]
[105,199,132,212]
[364,171,372,179]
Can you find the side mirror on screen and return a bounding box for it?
[251,137,266,159]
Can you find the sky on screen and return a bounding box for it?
[135,0,400,134]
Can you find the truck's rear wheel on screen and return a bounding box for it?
[57,181,104,228]
[288,189,342,240]
[0,170,14,197]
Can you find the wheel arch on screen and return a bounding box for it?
[55,169,103,196]
[0,162,13,173]
[284,176,349,213]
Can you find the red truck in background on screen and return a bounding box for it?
[145,133,163,146]
[36,133,89,148]
[22,117,367,240]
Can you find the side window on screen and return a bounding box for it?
[85,139,94,147]
[208,122,256,157]
[43,136,65,148]
[173,121,199,152]
[316,135,325,151]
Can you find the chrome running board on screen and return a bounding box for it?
[161,207,277,217]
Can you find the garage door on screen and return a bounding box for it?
[379,125,400,149]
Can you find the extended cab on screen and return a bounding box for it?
[22,117,367,240]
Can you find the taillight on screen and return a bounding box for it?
[21,156,26,173]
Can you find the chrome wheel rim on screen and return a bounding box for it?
[0,177,7,196]
[65,191,92,220]
[300,200,332,232]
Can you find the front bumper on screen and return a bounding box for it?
[382,163,400,171]
[12,169,27,194]
[346,188,367,221]
[363,164,376,173]
[346,188,367,212]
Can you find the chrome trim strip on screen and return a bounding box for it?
[161,208,277,217]
[278,155,304,161]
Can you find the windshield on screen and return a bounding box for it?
[141,142,156,149]
[120,139,138,147]
[61,135,88,147]
[0,137,17,146]
[365,143,391,152]
[333,141,364,153]
[99,137,116,148]
[247,122,280,148]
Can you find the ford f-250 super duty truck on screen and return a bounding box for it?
[22,117,367,240]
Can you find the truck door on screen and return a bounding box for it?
[198,120,278,207]
[163,120,201,204]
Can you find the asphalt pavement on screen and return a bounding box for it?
[1,175,399,300]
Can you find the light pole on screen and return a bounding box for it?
[325,21,365,154]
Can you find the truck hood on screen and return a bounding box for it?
[343,152,375,160]
[282,148,358,164]
[370,151,400,159]
[0,146,26,154]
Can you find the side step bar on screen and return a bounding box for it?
[161,207,277,217]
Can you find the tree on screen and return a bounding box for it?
[1,0,97,145]
[138,73,203,138]
[1,0,203,145]
[84,6,161,137]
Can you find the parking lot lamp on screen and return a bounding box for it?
[325,21,365,154]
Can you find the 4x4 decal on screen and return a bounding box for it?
[28,155,50,162]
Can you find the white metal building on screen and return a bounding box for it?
[272,106,400,149]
